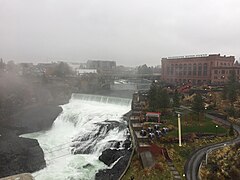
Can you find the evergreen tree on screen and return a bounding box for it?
[173,90,180,107]
[223,70,239,104]
[157,88,170,108]
[148,82,170,111]
[192,94,204,113]
[53,62,72,78]
[192,93,204,122]
[148,82,158,110]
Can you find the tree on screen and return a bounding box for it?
[53,62,72,77]
[223,70,239,105]
[157,88,170,108]
[148,82,158,110]
[192,93,204,122]
[192,94,204,113]
[148,82,170,111]
[172,90,180,107]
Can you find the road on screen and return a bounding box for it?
[185,114,240,180]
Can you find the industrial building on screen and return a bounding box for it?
[161,54,240,85]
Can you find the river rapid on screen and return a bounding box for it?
[22,94,131,180]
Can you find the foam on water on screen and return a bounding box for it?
[22,94,131,180]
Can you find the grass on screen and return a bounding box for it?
[164,113,228,137]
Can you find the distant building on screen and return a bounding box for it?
[86,60,116,74]
[77,69,97,76]
[110,78,151,91]
[161,54,240,85]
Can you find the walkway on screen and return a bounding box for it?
[162,148,181,180]
[185,113,240,180]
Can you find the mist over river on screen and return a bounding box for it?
[22,94,131,180]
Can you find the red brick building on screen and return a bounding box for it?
[161,54,240,85]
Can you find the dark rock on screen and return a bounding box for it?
[96,149,132,180]
[123,139,131,149]
[0,135,46,178]
[99,149,128,166]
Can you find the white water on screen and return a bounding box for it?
[22,94,131,180]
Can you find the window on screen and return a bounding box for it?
[214,70,218,74]
[183,64,187,76]
[167,66,170,75]
[198,63,202,76]
[188,64,192,75]
[175,64,178,76]
[222,70,225,74]
[203,63,207,76]
[179,64,183,76]
[193,63,197,76]
[171,64,174,75]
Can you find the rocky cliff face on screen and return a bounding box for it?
[0,135,46,178]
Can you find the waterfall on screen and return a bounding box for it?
[22,94,131,180]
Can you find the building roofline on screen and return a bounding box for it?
[162,54,234,60]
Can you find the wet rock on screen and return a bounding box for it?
[0,135,46,178]
[96,149,132,180]
[99,149,129,166]
[123,139,131,149]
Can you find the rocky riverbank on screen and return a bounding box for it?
[0,102,64,178]
[0,135,46,178]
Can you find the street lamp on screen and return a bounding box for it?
[215,125,218,136]
[176,111,182,147]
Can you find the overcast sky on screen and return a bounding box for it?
[1,0,240,66]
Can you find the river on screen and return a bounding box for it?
[22,93,131,180]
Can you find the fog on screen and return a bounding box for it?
[1,0,240,66]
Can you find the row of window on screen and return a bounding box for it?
[166,78,209,84]
[166,63,208,76]
[214,69,240,75]
[217,62,231,66]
